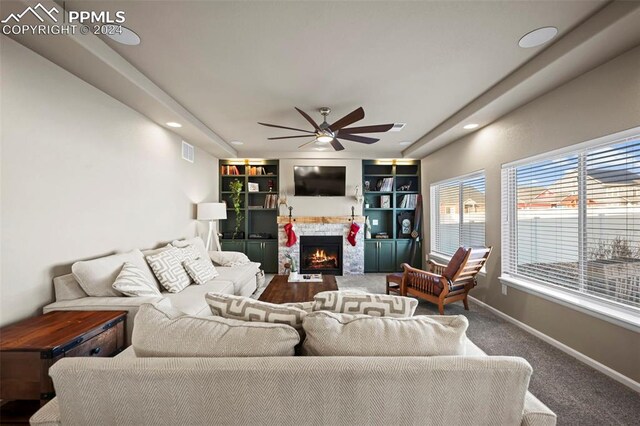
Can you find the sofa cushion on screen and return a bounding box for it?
[112,262,162,297]
[183,258,219,285]
[132,303,300,357]
[313,291,418,317]
[71,249,156,297]
[146,247,191,293]
[165,280,234,315]
[214,262,260,294]
[209,251,251,267]
[302,312,469,356]
[172,237,209,263]
[53,274,88,301]
[206,293,307,333]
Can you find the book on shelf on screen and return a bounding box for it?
[399,194,418,209]
[377,177,394,192]
[263,193,278,209]
[247,166,268,176]
[221,165,241,175]
[380,195,391,208]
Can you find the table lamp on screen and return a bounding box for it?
[197,202,227,251]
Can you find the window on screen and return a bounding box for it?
[501,131,640,315]
[431,172,486,256]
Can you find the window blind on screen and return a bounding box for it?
[502,134,640,311]
[431,173,486,256]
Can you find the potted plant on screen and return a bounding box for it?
[229,179,244,239]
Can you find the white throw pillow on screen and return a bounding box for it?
[205,292,307,333]
[172,237,209,262]
[209,251,251,267]
[71,249,156,297]
[302,312,469,356]
[172,244,200,264]
[313,291,418,317]
[183,258,219,285]
[112,262,162,297]
[132,303,299,357]
[146,247,191,293]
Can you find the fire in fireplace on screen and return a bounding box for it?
[300,236,343,275]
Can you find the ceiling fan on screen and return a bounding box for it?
[258,107,394,151]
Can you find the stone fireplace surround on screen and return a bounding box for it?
[277,216,365,275]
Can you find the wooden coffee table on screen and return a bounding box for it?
[259,274,338,303]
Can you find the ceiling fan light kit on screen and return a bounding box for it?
[259,106,395,151]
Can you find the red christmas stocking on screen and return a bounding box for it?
[347,222,360,246]
[284,222,297,247]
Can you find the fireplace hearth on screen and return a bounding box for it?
[300,236,343,275]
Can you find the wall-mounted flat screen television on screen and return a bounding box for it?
[294,166,346,196]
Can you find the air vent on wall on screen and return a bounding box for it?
[182,141,194,163]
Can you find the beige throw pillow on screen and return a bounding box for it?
[302,312,469,356]
[72,249,156,297]
[112,262,162,297]
[205,293,307,332]
[172,237,209,262]
[313,291,418,317]
[209,251,251,267]
[132,303,299,357]
[146,247,191,293]
[183,258,219,285]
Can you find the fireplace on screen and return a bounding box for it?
[300,236,343,275]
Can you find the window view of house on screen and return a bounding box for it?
[431,173,486,256]
[503,136,640,310]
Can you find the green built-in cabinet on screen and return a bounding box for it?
[362,160,422,272]
[219,160,279,273]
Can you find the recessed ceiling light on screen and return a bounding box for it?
[463,123,479,130]
[103,25,141,46]
[399,141,411,146]
[230,141,244,145]
[518,27,558,48]
[389,123,406,132]
[166,122,182,128]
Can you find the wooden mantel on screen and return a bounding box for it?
[277,215,365,224]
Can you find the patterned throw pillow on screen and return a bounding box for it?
[146,247,191,293]
[205,293,307,332]
[112,262,162,297]
[183,258,219,285]
[313,291,418,317]
[172,244,200,264]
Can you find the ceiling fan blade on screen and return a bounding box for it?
[339,124,394,134]
[329,107,365,132]
[337,134,379,144]
[258,122,315,134]
[298,139,318,149]
[268,135,317,140]
[330,138,345,151]
[294,107,321,131]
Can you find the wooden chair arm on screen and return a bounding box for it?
[428,259,448,274]
[401,263,446,295]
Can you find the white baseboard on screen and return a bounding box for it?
[468,296,640,393]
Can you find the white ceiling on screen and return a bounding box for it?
[5,1,640,159]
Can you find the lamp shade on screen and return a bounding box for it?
[197,202,227,221]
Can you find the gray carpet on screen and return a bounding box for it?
[260,274,640,425]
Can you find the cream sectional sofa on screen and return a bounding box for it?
[42,240,261,344]
[31,340,556,426]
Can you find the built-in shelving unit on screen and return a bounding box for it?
[362,160,422,272]
[218,160,279,272]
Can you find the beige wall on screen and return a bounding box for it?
[421,46,640,381]
[279,159,363,217]
[0,38,219,326]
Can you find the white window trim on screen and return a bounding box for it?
[499,274,640,333]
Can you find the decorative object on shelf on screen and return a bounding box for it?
[397,211,413,238]
[354,185,364,204]
[287,254,298,281]
[197,202,227,251]
[376,179,383,191]
[364,180,370,191]
[247,182,259,192]
[365,216,372,239]
[365,203,370,209]
[267,179,275,191]
[375,232,389,239]
[380,195,391,209]
[228,179,244,239]
[398,181,412,191]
